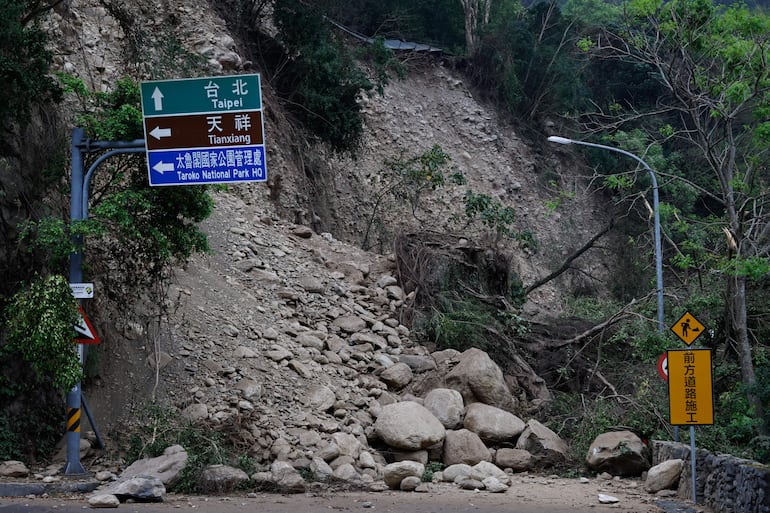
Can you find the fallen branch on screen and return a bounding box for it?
[525,220,614,295]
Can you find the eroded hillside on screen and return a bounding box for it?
[40,0,628,475]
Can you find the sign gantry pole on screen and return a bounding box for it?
[65,129,146,475]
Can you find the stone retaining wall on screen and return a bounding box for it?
[652,441,770,513]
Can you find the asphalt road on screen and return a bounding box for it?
[0,490,704,513]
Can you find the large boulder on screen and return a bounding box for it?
[586,431,651,477]
[97,476,165,502]
[443,429,491,466]
[495,448,534,472]
[423,388,464,429]
[645,459,683,492]
[515,419,568,466]
[383,460,425,489]
[463,402,526,443]
[379,362,413,390]
[373,401,446,450]
[119,445,188,489]
[198,464,249,493]
[445,348,516,411]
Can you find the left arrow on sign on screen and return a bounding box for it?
[153,161,175,174]
[150,126,172,140]
[151,87,164,111]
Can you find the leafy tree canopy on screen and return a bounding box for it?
[0,0,61,135]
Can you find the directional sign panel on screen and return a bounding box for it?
[140,74,267,187]
[671,311,706,346]
[668,349,714,425]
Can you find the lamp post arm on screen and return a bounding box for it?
[549,137,665,334]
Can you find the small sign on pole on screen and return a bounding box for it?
[73,306,101,345]
[670,311,706,346]
[69,282,94,299]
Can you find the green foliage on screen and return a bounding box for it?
[426,298,498,352]
[60,74,143,140]
[0,416,21,461]
[273,0,379,153]
[548,377,669,464]
[0,0,62,138]
[355,37,407,96]
[32,75,214,296]
[424,292,527,355]
[122,403,229,493]
[470,2,588,118]
[364,145,463,249]
[461,190,515,241]
[563,0,622,26]
[421,461,445,482]
[2,274,81,390]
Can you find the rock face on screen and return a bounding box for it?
[24,0,613,496]
[586,431,651,477]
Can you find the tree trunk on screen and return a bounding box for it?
[729,272,766,433]
[460,0,479,55]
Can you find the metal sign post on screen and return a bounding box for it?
[65,127,146,475]
[667,311,713,504]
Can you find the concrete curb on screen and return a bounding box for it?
[0,479,99,497]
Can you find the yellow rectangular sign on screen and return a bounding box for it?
[668,349,714,425]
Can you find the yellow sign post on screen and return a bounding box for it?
[668,348,714,425]
[667,313,713,505]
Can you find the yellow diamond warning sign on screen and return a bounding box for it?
[671,311,706,346]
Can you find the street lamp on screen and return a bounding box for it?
[547,135,664,335]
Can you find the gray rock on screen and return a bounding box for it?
[423,388,464,430]
[0,461,29,478]
[310,457,333,481]
[374,401,446,450]
[482,476,509,493]
[198,464,249,493]
[586,431,650,477]
[271,461,306,493]
[98,476,165,502]
[379,362,413,390]
[383,460,425,489]
[333,316,367,333]
[515,419,568,467]
[120,445,188,488]
[400,475,422,491]
[495,448,534,472]
[644,459,683,492]
[87,494,120,508]
[463,402,525,442]
[445,348,516,411]
[443,429,490,466]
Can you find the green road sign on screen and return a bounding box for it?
[140,75,262,116]
[140,74,267,186]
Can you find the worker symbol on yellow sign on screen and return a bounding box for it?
[670,311,706,346]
